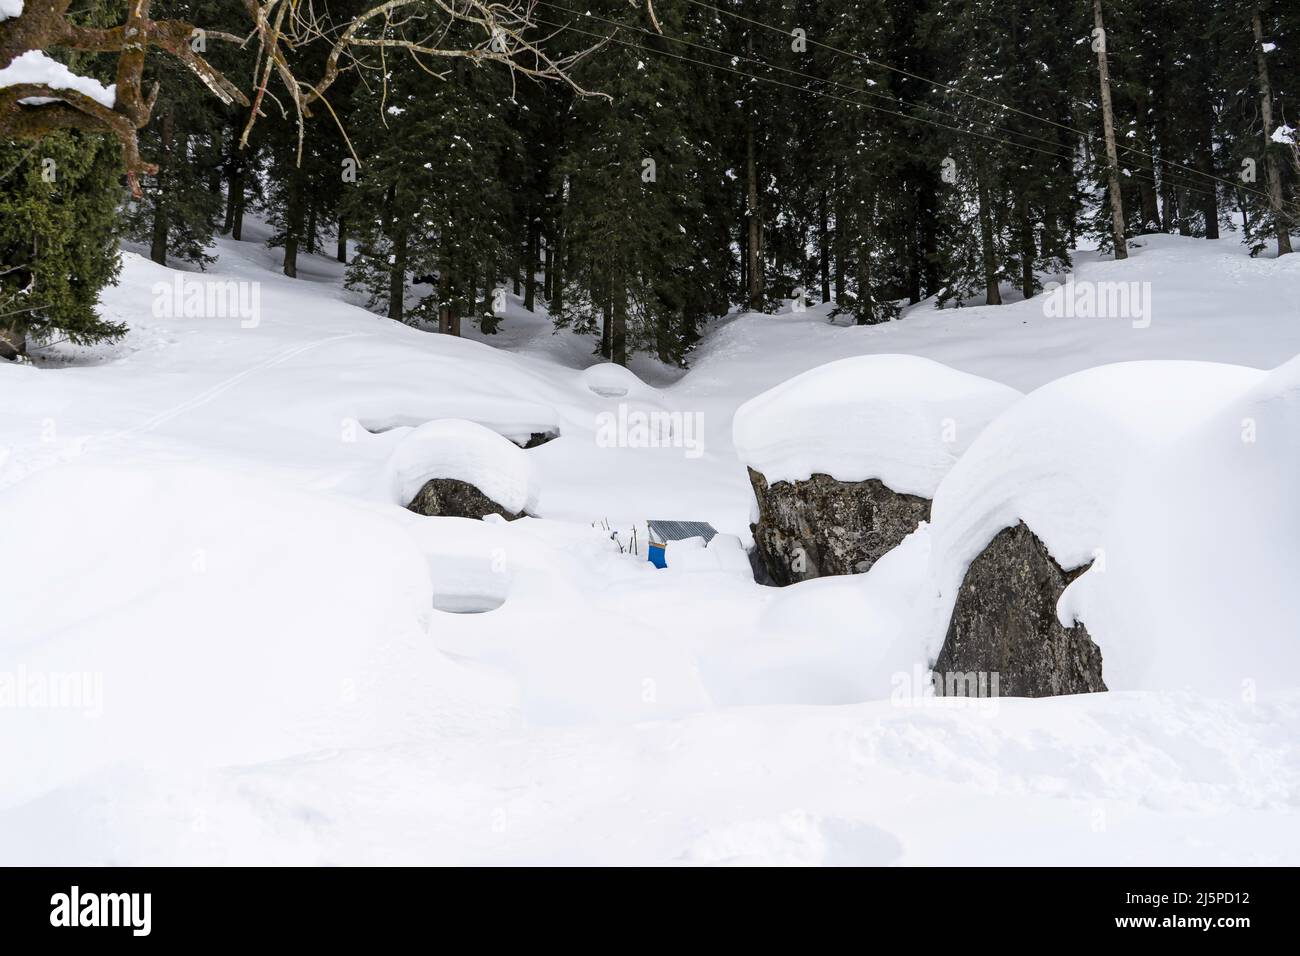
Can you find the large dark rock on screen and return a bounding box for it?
[933,521,1105,698]
[747,468,931,586]
[406,478,525,521]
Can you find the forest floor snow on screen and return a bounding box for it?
[1,228,1299,864]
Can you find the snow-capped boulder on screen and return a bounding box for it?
[744,469,931,584]
[386,419,537,520]
[932,522,1104,697]
[733,355,1021,584]
[930,361,1263,697]
[1057,354,1300,695]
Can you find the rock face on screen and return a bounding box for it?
[406,478,525,521]
[933,521,1105,698]
[519,430,558,449]
[747,468,931,585]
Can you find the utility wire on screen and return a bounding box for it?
[534,1,1224,201]
[535,0,1083,161]
[532,14,1222,202]
[678,0,1269,203]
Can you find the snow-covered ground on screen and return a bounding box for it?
[1,228,1298,865]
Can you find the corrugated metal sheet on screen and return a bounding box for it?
[647,520,718,545]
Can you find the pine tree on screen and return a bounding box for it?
[339,28,520,330]
[1,0,126,359]
[0,132,124,359]
[553,0,709,364]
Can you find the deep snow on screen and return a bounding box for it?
[1,226,1299,865]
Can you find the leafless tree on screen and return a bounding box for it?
[0,1,646,195]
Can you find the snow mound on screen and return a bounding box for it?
[929,361,1264,608]
[1058,354,1300,694]
[384,419,537,514]
[0,462,506,808]
[732,354,1021,496]
[0,50,116,107]
[581,362,649,399]
[660,533,752,576]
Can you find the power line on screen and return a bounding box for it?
[678,0,1270,203]
[531,13,1223,203]
[533,1,1226,202]
[534,0,1084,162]
[537,16,1077,165]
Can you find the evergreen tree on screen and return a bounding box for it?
[0,132,124,359]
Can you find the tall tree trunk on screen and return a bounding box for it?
[549,226,564,315]
[855,238,874,326]
[1159,164,1178,233]
[1093,0,1128,259]
[1134,109,1161,232]
[745,124,762,308]
[611,266,628,366]
[438,266,452,335]
[833,189,848,304]
[1195,34,1221,241]
[283,165,306,278]
[906,175,923,305]
[305,200,318,255]
[222,150,241,235]
[230,156,246,241]
[818,189,831,302]
[336,216,347,262]
[977,165,1002,305]
[1253,9,1293,256]
[1018,193,1035,300]
[542,235,554,303]
[920,180,940,297]
[388,215,407,323]
[149,107,173,266]
[738,217,748,302]
[524,215,539,312]
[600,270,613,359]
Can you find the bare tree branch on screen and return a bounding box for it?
[1,0,620,194]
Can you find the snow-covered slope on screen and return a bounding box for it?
[2,229,1299,865]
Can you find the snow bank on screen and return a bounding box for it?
[701,526,941,706]
[0,1,22,22]
[929,361,1263,610]
[1058,354,1300,694]
[0,462,506,809]
[580,362,649,399]
[383,418,537,514]
[0,50,116,108]
[732,355,1021,497]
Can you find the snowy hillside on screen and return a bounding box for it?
[2,231,1299,865]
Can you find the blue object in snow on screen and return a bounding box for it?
[645,520,718,569]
